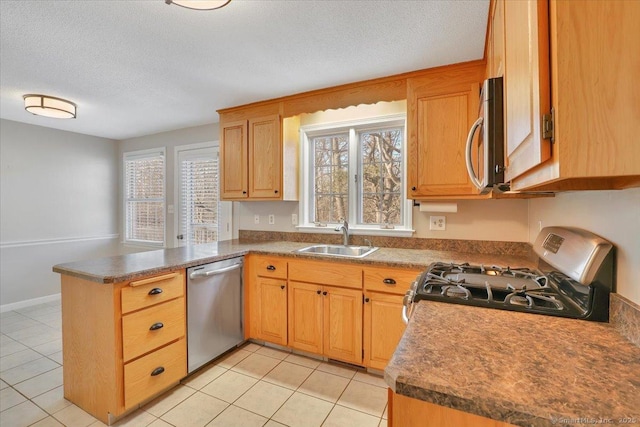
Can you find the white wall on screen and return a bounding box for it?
[118,123,221,248]
[529,188,640,305]
[0,119,120,308]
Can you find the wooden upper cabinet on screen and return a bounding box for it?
[249,115,281,199]
[503,0,551,182]
[220,120,249,199]
[407,62,484,199]
[220,114,288,200]
[509,0,640,191]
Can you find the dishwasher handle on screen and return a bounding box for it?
[189,263,242,279]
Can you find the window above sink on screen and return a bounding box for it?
[295,101,414,237]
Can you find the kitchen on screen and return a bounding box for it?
[1,1,639,427]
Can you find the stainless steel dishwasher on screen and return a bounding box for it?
[187,256,244,373]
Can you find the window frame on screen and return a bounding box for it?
[298,114,413,237]
[123,147,166,248]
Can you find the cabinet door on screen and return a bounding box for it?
[288,281,323,354]
[503,0,551,181]
[407,64,484,199]
[323,286,363,365]
[363,292,405,370]
[410,87,480,197]
[254,277,288,345]
[220,120,248,199]
[248,115,281,199]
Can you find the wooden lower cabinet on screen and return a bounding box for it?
[388,390,516,427]
[288,281,363,365]
[363,266,421,370]
[61,270,187,425]
[287,281,323,354]
[246,254,289,345]
[363,292,406,370]
[323,286,362,364]
[252,277,288,345]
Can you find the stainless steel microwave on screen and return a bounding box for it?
[465,77,507,194]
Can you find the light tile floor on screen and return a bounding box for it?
[1,301,388,427]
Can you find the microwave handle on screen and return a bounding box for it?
[465,117,484,190]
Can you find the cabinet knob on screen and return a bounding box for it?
[322,291,327,296]
[317,290,321,295]
[242,191,247,194]
[148,288,163,296]
[274,190,279,194]
[365,297,370,303]
[266,265,276,271]
[411,186,416,191]
[151,367,165,376]
[149,322,164,331]
[383,278,397,285]
[280,285,285,290]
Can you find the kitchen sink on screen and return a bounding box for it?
[294,244,379,258]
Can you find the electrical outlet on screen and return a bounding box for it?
[291,213,298,225]
[268,214,275,225]
[254,214,260,224]
[430,215,446,231]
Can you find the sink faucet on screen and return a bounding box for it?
[334,220,349,246]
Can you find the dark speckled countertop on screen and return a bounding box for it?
[385,301,640,427]
[52,239,537,283]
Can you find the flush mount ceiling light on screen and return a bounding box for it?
[23,94,77,119]
[164,0,231,10]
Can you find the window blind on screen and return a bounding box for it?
[124,150,165,245]
[180,155,219,244]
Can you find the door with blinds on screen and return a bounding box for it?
[176,144,231,246]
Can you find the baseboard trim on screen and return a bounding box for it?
[0,293,61,313]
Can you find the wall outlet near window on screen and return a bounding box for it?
[430,216,446,231]
[254,214,260,224]
[291,214,298,225]
[268,214,275,225]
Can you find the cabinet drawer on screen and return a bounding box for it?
[123,338,186,409]
[289,259,362,289]
[122,298,185,362]
[363,267,422,295]
[253,256,288,279]
[121,271,185,314]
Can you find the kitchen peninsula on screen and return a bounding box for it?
[54,239,640,426]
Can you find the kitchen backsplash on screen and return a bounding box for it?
[610,294,640,347]
[238,230,533,257]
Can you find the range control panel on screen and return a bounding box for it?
[542,233,565,254]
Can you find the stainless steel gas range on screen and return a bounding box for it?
[402,227,615,323]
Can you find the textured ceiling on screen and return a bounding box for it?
[0,0,489,140]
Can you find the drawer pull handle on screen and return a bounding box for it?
[266,265,276,271]
[383,278,397,285]
[148,288,163,295]
[151,367,165,376]
[149,322,164,331]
